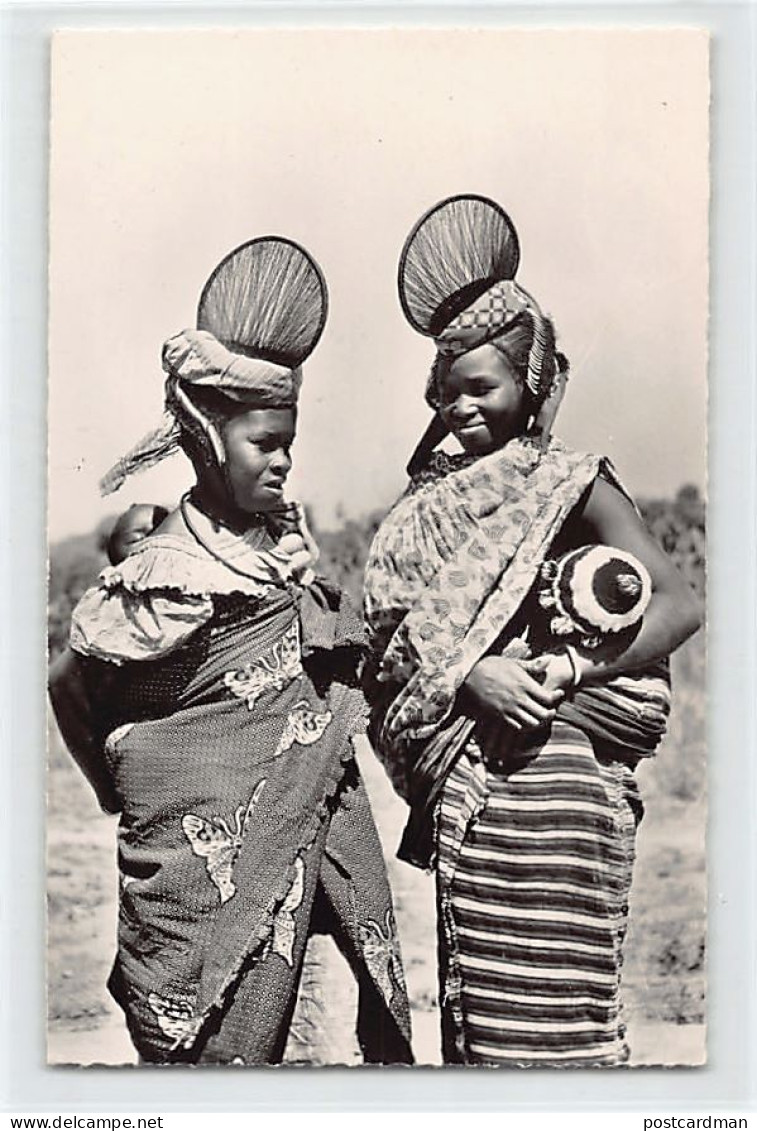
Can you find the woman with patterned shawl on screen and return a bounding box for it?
[49,237,412,1066]
[363,196,702,1067]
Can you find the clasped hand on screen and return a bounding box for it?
[463,653,574,732]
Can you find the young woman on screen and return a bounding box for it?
[49,237,412,1066]
[363,195,701,1066]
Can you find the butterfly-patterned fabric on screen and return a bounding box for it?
[70,570,412,1066]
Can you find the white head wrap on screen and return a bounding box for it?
[99,330,302,496]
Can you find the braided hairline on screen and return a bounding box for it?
[427,314,568,411]
[167,379,237,473]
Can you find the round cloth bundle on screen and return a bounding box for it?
[100,236,328,495]
[537,544,652,650]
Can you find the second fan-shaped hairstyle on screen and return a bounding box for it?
[99,236,328,496]
[398,194,520,337]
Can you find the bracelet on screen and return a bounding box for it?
[564,644,582,688]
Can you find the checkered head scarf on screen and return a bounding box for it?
[427,278,558,411]
[99,238,328,496]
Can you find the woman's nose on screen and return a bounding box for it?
[448,394,475,421]
[270,449,292,474]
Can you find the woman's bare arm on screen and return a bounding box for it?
[544,477,703,690]
[48,649,121,814]
[462,654,563,731]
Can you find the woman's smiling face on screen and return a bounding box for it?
[437,343,528,455]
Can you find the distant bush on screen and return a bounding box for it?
[47,524,111,661]
[638,484,705,599]
[311,510,385,607]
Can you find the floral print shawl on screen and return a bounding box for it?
[364,436,603,762]
[363,435,670,867]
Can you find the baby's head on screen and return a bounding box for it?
[106,504,169,565]
[536,545,652,655]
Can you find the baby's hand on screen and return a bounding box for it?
[524,653,575,695]
[464,655,564,732]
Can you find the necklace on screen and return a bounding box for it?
[179,493,280,583]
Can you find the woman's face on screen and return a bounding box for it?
[437,343,527,455]
[219,407,296,514]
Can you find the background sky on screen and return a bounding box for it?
[48,28,709,541]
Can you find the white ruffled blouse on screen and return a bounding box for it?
[70,504,316,666]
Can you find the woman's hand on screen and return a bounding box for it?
[463,655,564,732]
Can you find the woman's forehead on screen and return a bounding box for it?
[230,407,297,436]
[444,344,514,384]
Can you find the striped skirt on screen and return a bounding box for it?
[436,722,642,1066]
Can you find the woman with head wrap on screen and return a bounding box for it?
[363,196,701,1066]
[49,238,412,1066]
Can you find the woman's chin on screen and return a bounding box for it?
[456,430,495,455]
[455,427,521,456]
[237,490,286,514]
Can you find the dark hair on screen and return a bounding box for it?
[490,315,536,385]
[174,384,245,472]
[181,384,245,427]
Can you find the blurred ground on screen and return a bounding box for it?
[47,638,705,1068]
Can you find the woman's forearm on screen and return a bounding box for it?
[576,588,702,686]
[564,475,704,686]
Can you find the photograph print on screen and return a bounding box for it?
[47,27,708,1068]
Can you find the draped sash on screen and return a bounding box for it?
[363,437,670,869]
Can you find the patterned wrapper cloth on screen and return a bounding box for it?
[69,535,412,1065]
[363,436,670,1067]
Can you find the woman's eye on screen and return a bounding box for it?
[254,438,292,457]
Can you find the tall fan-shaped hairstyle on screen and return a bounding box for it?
[197,237,328,368]
[398,194,520,336]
